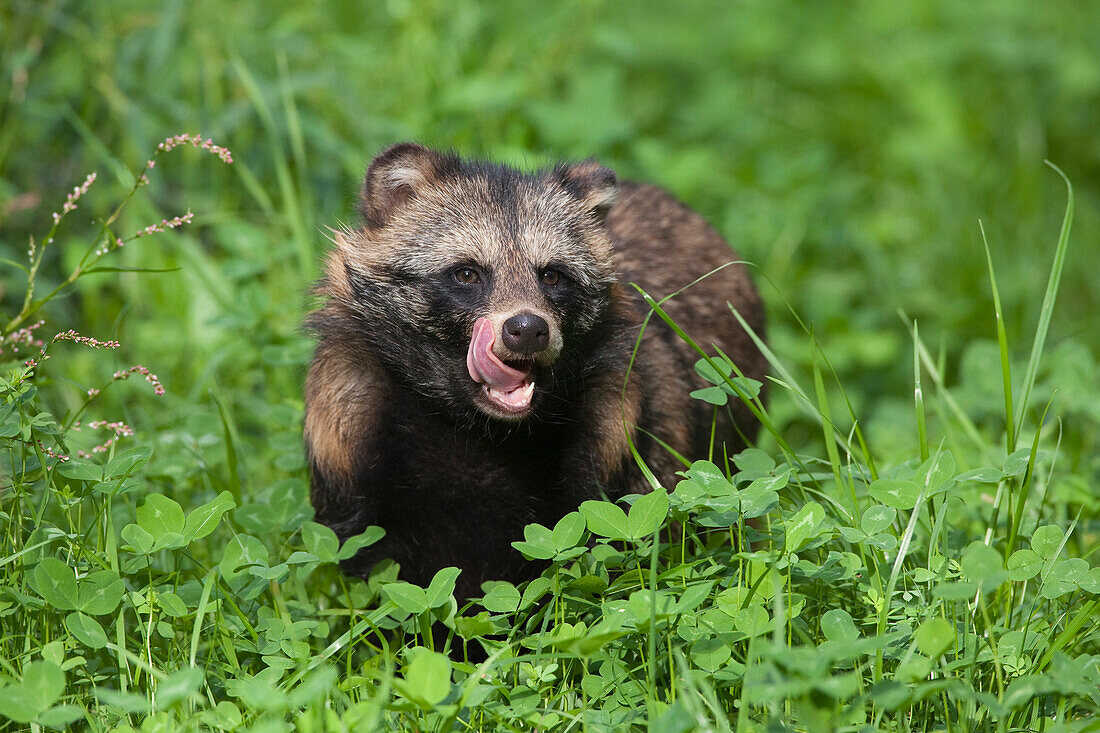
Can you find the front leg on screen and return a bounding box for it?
[558,338,698,505]
[304,338,391,556]
[550,367,653,510]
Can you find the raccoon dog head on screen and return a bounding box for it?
[323,143,620,422]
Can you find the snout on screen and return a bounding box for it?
[501,312,549,355]
[467,309,560,419]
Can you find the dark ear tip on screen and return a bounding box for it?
[369,142,432,169]
[585,161,617,186]
[559,160,618,186]
[585,166,617,195]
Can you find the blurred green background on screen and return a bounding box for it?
[1,0,1097,482]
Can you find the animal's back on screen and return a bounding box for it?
[606,182,766,463]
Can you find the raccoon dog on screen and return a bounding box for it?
[305,143,765,599]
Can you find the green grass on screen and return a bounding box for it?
[1,1,1099,730]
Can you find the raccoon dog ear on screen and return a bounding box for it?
[555,160,619,217]
[359,143,452,229]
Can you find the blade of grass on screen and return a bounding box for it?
[874,461,931,681]
[1032,598,1097,673]
[730,304,878,482]
[635,426,691,469]
[811,356,847,503]
[622,309,664,490]
[913,321,930,463]
[898,311,986,453]
[634,284,787,457]
[189,568,217,668]
[1004,397,1053,559]
[728,306,819,419]
[740,264,883,479]
[210,388,243,505]
[979,221,1015,455]
[646,497,661,728]
[1011,162,1073,450]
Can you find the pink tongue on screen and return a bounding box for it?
[467,318,530,392]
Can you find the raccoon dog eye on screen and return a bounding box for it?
[541,269,561,286]
[453,267,481,285]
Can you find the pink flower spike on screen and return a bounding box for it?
[132,210,195,239]
[111,364,166,395]
[52,331,121,349]
[156,133,233,164]
[49,172,97,227]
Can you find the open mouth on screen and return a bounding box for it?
[466,318,535,414]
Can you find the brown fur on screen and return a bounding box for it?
[304,144,765,599]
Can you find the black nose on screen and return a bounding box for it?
[501,313,550,355]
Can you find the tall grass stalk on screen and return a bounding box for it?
[1011,162,1073,450]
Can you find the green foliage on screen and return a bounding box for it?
[1,0,1099,730]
